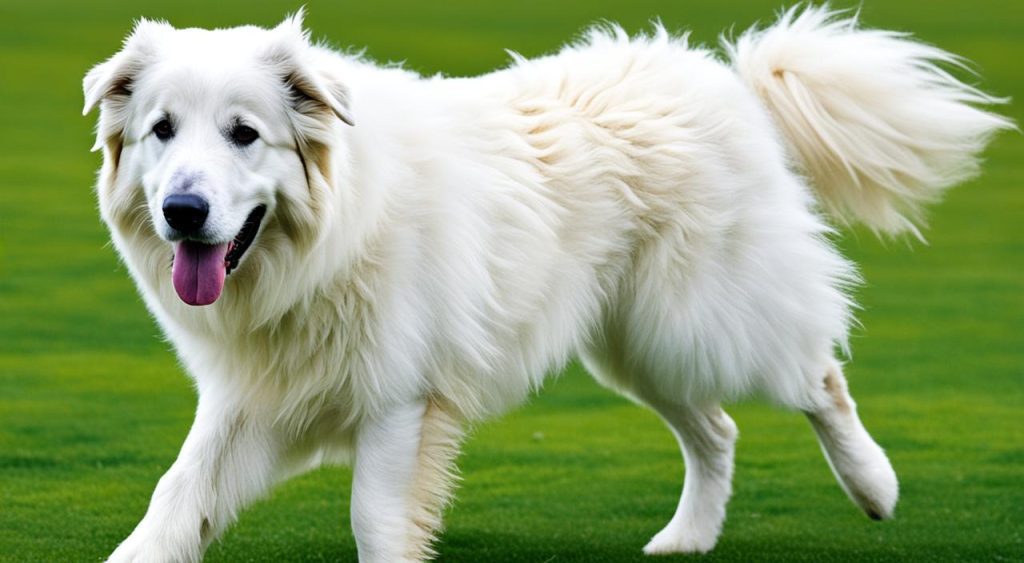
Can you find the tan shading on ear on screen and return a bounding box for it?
[266,10,355,126]
[285,67,355,126]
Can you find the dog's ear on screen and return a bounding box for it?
[260,11,354,248]
[83,19,169,152]
[82,49,134,119]
[263,10,355,127]
[82,19,168,116]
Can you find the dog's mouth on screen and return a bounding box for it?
[171,205,266,306]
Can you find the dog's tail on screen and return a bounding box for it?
[725,5,1013,237]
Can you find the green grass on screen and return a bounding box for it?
[1,0,1022,561]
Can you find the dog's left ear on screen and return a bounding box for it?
[263,10,355,127]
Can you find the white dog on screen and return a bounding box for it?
[84,6,1009,561]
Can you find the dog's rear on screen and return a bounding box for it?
[580,6,1010,554]
[719,3,1011,541]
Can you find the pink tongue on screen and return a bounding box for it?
[172,241,229,306]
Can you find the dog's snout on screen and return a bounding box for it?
[163,194,210,235]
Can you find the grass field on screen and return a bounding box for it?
[1,0,1022,561]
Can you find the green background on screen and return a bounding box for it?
[1,1,1021,561]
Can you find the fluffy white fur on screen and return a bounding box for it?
[83,6,1010,561]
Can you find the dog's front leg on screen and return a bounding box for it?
[108,391,282,563]
[352,400,426,563]
[351,398,463,563]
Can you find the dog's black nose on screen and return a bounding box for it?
[163,194,209,235]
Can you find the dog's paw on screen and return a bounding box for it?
[107,542,191,563]
[107,538,150,563]
[106,525,201,563]
[642,523,718,556]
[844,444,900,521]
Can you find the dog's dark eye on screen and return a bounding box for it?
[230,125,259,146]
[153,119,174,141]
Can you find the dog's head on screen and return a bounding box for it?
[83,12,352,307]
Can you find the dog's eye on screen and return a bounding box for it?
[230,125,259,147]
[153,119,174,141]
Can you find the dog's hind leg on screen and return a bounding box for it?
[638,399,738,555]
[351,397,464,562]
[804,361,899,520]
[581,345,738,555]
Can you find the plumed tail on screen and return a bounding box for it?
[724,5,1013,237]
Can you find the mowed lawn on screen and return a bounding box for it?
[1,0,1022,561]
